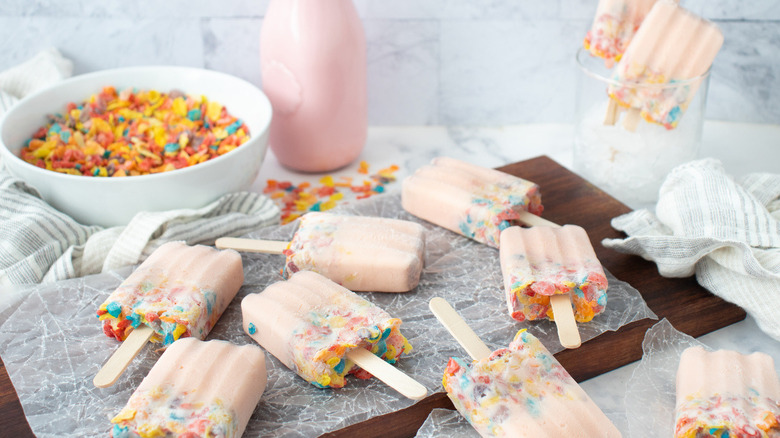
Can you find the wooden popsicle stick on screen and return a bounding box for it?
[215,237,289,255]
[623,107,641,132]
[515,210,561,229]
[447,392,457,406]
[603,98,620,125]
[550,294,582,349]
[93,325,155,388]
[504,214,581,349]
[346,348,428,401]
[429,297,492,361]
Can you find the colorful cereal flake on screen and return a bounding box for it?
[288,307,412,389]
[442,329,581,436]
[19,86,250,177]
[675,393,780,438]
[111,386,238,438]
[264,161,400,224]
[97,282,219,346]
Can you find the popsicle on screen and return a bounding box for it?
[216,212,425,292]
[674,346,780,437]
[584,0,668,67]
[241,270,426,400]
[401,157,546,248]
[94,242,243,388]
[430,297,621,437]
[499,224,609,349]
[606,1,724,130]
[110,338,267,438]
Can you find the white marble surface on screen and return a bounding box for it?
[254,121,780,209]
[0,0,778,125]
[254,121,780,436]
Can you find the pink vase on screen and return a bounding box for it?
[260,0,367,173]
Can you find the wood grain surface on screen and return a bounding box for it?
[321,155,746,437]
[0,155,746,438]
[0,357,31,437]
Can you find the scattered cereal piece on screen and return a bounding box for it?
[265,163,400,224]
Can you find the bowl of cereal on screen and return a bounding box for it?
[0,66,272,227]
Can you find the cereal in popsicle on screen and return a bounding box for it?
[110,338,266,438]
[402,157,543,248]
[94,242,243,388]
[499,225,608,324]
[97,242,243,345]
[241,271,426,399]
[607,1,724,130]
[674,346,780,437]
[443,329,621,437]
[584,0,672,67]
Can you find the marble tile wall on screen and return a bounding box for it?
[1,0,778,125]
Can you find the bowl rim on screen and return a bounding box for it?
[575,46,712,89]
[0,65,272,185]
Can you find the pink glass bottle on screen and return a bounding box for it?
[260,0,367,173]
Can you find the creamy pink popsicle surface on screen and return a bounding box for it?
[241,270,413,389]
[402,157,543,248]
[283,212,425,292]
[110,338,267,438]
[608,1,724,129]
[443,329,621,437]
[499,225,608,324]
[675,346,780,437]
[97,242,243,346]
[584,0,665,67]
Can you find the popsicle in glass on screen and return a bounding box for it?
[607,1,724,130]
[110,338,267,438]
[584,0,671,67]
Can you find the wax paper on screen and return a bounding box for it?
[0,194,655,437]
[415,409,477,438]
[626,319,780,438]
[621,319,702,436]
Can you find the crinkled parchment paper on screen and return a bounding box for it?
[625,319,780,437]
[0,194,655,437]
[415,408,477,438]
[622,319,713,437]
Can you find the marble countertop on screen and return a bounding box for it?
[253,121,780,434]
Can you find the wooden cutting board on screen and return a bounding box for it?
[322,155,747,437]
[0,155,746,438]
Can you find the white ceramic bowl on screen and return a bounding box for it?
[0,66,272,227]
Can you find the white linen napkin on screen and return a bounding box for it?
[0,49,280,285]
[0,47,73,116]
[602,158,780,341]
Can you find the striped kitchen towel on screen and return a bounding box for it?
[0,171,279,285]
[0,47,73,116]
[0,48,280,285]
[602,158,780,341]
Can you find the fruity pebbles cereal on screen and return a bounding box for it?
[265,161,400,224]
[19,86,250,177]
